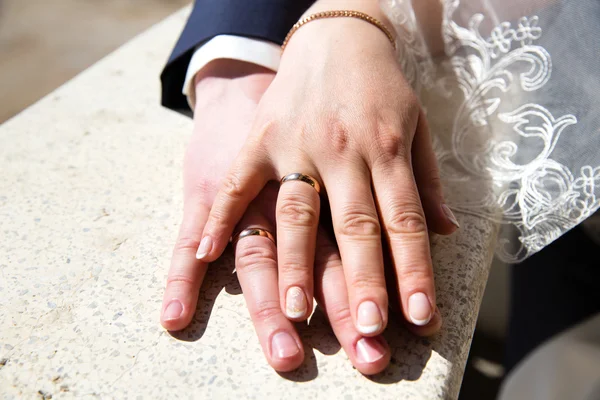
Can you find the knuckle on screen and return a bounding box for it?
[348,271,386,292]
[173,236,201,253]
[278,197,318,227]
[251,300,282,322]
[397,262,434,283]
[423,170,442,193]
[386,209,428,236]
[189,178,218,199]
[220,171,245,201]
[338,210,381,239]
[324,118,351,153]
[166,274,196,287]
[327,302,353,326]
[419,172,443,202]
[253,117,281,146]
[280,260,309,274]
[414,156,441,188]
[235,245,276,271]
[396,92,421,122]
[373,129,409,165]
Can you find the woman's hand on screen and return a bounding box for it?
[196,1,459,337]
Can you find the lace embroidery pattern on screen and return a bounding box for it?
[380,0,436,93]
[382,0,600,262]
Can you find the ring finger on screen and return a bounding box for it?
[234,187,304,371]
[276,171,321,321]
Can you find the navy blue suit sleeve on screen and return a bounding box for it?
[160,0,315,115]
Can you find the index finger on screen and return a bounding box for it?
[161,198,210,331]
[196,146,275,262]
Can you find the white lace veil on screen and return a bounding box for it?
[381,0,600,262]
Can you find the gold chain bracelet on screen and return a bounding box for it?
[281,10,396,51]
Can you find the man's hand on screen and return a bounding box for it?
[160,60,275,331]
[194,0,458,339]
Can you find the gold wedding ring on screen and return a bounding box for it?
[230,228,276,246]
[280,173,321,194]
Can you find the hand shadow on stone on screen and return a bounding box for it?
[167,249,439,387]
[277,306,337,382]
[277,335,319,382]
[366,258,433,384]
[167,249,320,381]
[368,315,433,384]
[275,305,436,385]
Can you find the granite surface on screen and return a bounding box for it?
[0,8,497,399]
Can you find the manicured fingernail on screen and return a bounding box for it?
[285,286,307,319]
[441,204,460,229]
[356,337,386,364]
[356,301,382,334]
[408,292,432,326]
[195,236,212,259]
[271,332,300,359]
[163,300,183,321]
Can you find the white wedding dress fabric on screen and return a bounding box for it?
[381,0,600,263]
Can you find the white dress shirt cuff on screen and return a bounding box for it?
[183,35,282,110]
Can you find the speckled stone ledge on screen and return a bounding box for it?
[0,8,497,399]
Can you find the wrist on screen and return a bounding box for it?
[304,0,390,27]
[284,2,396,58]
[281,19,395,65]
[194,59,275,110]
[194,59,274,89]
